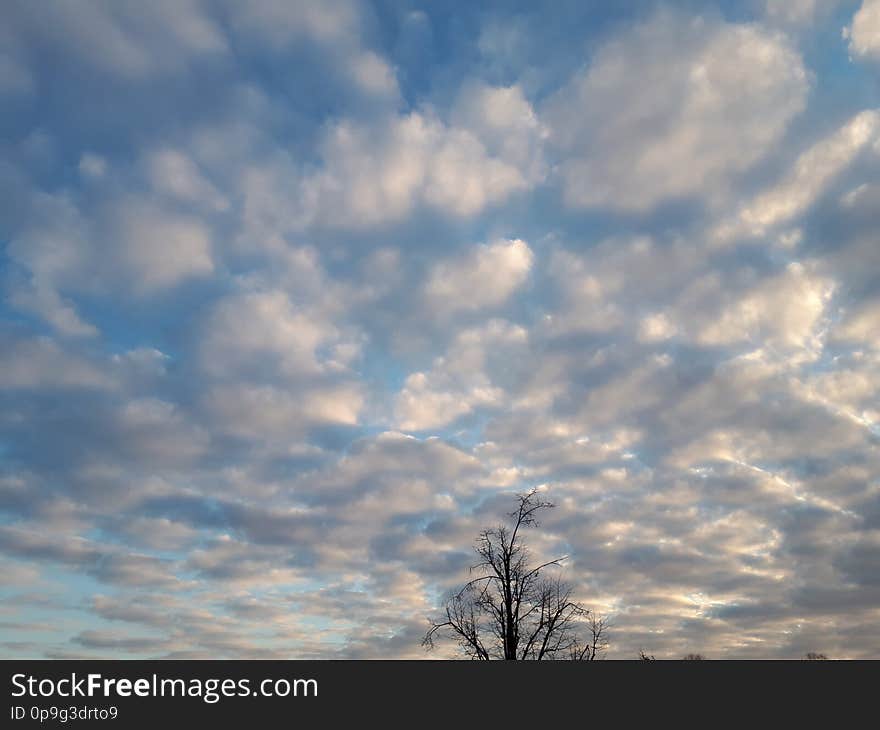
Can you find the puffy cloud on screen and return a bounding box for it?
[311,431,483,503]
[198,280,364,448]
[763,0,826,27]
[204,382,362,441]
[715,110,880,242]
[225,0,399,102]
[834,297,880,347]
[1,0,226,79]
[200,290,336,379]
[144,148,228,211]
[395,320,527,430]
[78,153,107,180]
[0,524,183,589]
[0,335,109,390]
[545,247,626,335]
[110,200,214,293]
[451,82,548,184]
[793,353,880,433]
[423,239,533,315]
[845,0,880,60]
[114,398,210,465]
[225,0,361,49]
[194,260,365,445]
[690,262,835,352]
[545,11,808,211]
[6,193,215,335]
[303,99,542,226]
[7,283,99,338]
[638,313,677,343]
[5,194,97,335]
[349,50,399,97]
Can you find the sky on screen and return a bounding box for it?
[1,0,879,660]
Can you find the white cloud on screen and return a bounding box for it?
[715,109,880,242]
[845,0,880,60]
[477,18,528,73]
[78,153,107,180]
[116,398,209,464]
[395,320,527,431]
[545,11,808,211]
[196,272,364,444]
[542,236,706,341]
[3,0,226,79]
[452,82,548,184]
[200,289,337,379]
[764,0,821,27]
[225,0,360,48]
[204,382,362,441]
[834,297,880,348]
[544,247,625,335]
[0,337,109,390]
[303,102,540,227]
[6,194,215,331]
[8,283,99,338]
[693,263,835,352]
[113,201,214,293]
[7,194,88,291]
[6,194,98,335]
[423,239,533,315]
[794,354,880,431]
[638,313,677,343]
[145,148,228,211]
[226,0,399,102]
[313,430,483,504]
[348,51,399,97]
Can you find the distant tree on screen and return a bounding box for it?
[804,652,829,660]
[423,488,607,660]
[682,653,706,660]
[638,649,656,661]
[568,613,612,660]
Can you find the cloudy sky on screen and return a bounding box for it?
[1,0,879,660]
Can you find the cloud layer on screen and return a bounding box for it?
[1,1,879,660]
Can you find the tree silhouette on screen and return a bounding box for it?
[423,488,606,660]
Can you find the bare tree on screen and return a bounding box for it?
[804,652,829,660]
[682,653,706,660]
[423,489,607,660]
[568,613,611,660]
[638,649,655,661]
